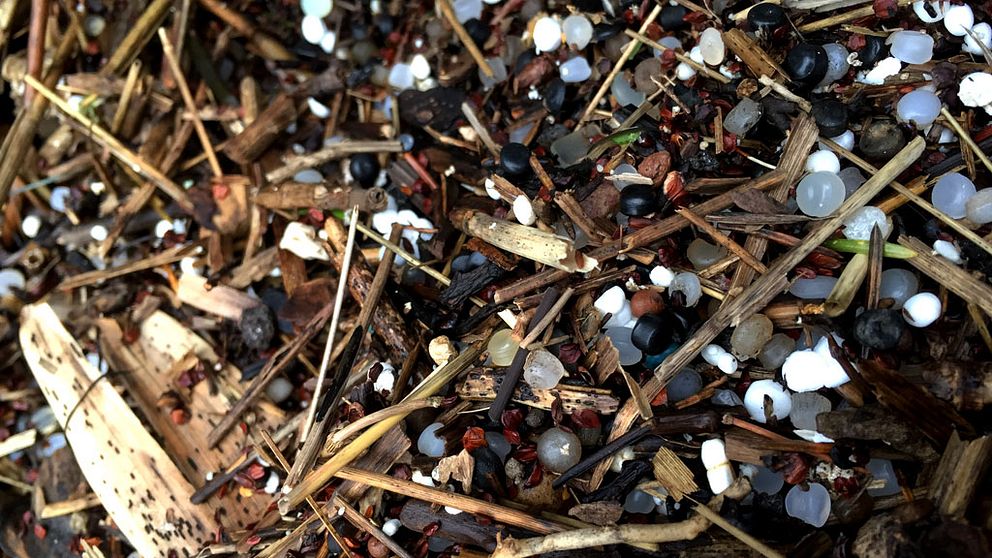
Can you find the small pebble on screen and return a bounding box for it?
[879,269,918,309]
[805,150,841,174]
[533,17,562,53]
[240,305,275,350]
[666,367,703,403]
[789,392,831,430]
[417,423,446,457]
[537,428,582,473]
[786,483,831,527]
[743,379,792,423]
[853,309,905,350]
[796,171,846,217]
[842,206,890,240]
[888,30,934,64]
[523,349,566,389]
[902,292,941,327]
[932,172,976,219]
[896,89,941,128]
[686,238,727,269]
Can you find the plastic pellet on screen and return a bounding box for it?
[785,483,831,527]
[932,172,977,219]
[743,379,792,423]
[796,171,846,217]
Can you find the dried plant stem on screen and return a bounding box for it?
[437,0,494,77]
[684,495,785,558]
[490,481,750,558]
[301,210,359,443]
[266,140,403,184]
[580,4,662,124]
[518,288,574,349]
[898,236,992,317]
[25,0,48,106]
[798,0,912,32]
[197,0,294,61]
[25,75,194,212]
[329,397,443,447]
[940,107,992,175]
[461,102,500,157]
[110,61,142,134]
[678,208,767,274]
[158,28,223,178]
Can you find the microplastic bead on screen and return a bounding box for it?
[562,15,593,50]
[965,188,992,224]
[537,428,582,473]
[805,150,841,174]
[789,392,832,431]
[879,269,918,309]
[523,349,566,389]
[963,23,992,55]
[842,206,891,240]
[931,172,976,219]
[888,30,934,64]
[785,483,831,527]
[902,292,941,327]
[743,379,792,423]
[759,333,795,370]
[943,4,974,37]
[912,0,949,23]
[896,89,941,128]
[487,329,519,366]
[699,28,725,66]
[417,423,446,457]
[533,17,563,53]
[686,238,727,269]
[790,275,838,299]
[730,314,774,360]
[796,171,846,217]
[559,57,592,83]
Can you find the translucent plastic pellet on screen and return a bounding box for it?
[301,0,333,18]
[759,333,795,370]
[867,459,902,497]
[452,0,482,23]
[301,15,327,44]
[687,238,728,269]
[785,483,831,527]
[965,188,992,224]
[838,166,866,196]
[266,377,294,404]
[796,171,846,217]
[879,268,918,309]
[842,206,891,240]
[523,349,566,389]
[789,392,832,430]
[485,432,512,462]
[963,22,992,55]
[611,75,645,108]
[488,329,519,366]
[563,15,593,49]
[750,465,785,495]
[666,368,703,403]
[388,63,415,89]
[624,489,657,513]
[559,57,591,83]
[888,30,934,64]
[932,172,977,219]
[805,150,840,174]
[551,128,592,166]
[896,89,941,128]
[294,169,324,184]
[723,98,763,136]
[699,28,725,65]
[730,314,774,360]
[537,428,582,473]
[943,4,974,37]
[606,327,643,366]
[817,43,850,87]
[417,423,446,457]
[479,57,507,90]
[790,275,838,299]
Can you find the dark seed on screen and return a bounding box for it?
[619,184,657,217]
[784,43,828,89]
[543,78,566,114]
[349,153,380,188]
[747,2,786,33]
[631,314,672,354]
[659,5,688,31]
[240,305,275,350]
[463,18,490,47]
[811,99,849,138]
[859,119,906,162]
[499,143,531,176]
[853,309,905,350]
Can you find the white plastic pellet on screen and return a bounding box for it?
[818,43,850,87]
[301,0,334,18]
[382,519,402,536]
[670,272,702,306]
[649,265,675,287]
[963,22,992,55]
[944,4,975,37]
[513,195,536,225]
[902,292,941,327]
[89,225,108,242]
[805,150,841,174]
[966,188,992,224]
[743,379,792,423]
[820,130,855,152]
[700,439,734,494]
[675,62,697,81]
[534,17,563,53]
[687,238,727,269]
[624,489,656,513]
[452,0,482,23]
[0,268,26,297]
[49,186,71,213]
[842,206,891,240]
[373,363,396,392]
[388,63,415,90]
[279,222,330,261]
[858,56,902,85]
[301,15,327,44]
[611,75,646,107]
[699,28,725,65]
[796,171,846,217]
[595,285,632,328]
[913,0,949,23]
[959,72,992,111]
[21,215,41,238]
[932,239,963,264]
[523,349,566,389]
[559,57,592,83]
[417,423,446,457]
[782,341,850,393]
[606,327,643,366]
[410,54,431,80]
[307,97,331,118]
[266,376,294,404]
[320,30,337,53]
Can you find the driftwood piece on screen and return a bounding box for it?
[20,304,218,557]
[815,404,939,462]
[400,500,505,551]
[930,431,992,518]
[223,94,298,165]
[255,182,388,212]
[96,311,282,525]
[176,273,262,320]
[721,29,786,80]
[458,367,620,414]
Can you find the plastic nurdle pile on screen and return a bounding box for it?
[2,0,992,556]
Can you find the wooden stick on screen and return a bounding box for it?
[196,0,294,61]
[797,0,912,32]
[101,0,174,75]
[517,288,574,349]
[437,0,493,77]
[302,210,360,443]
[678,208,767,274]
[266,140,404,184]
[158,28,223,178]
[579,4,662,124]
[58,242,199,290]
[329,397,443,446]
[25,75,194,213]
[39,493,103,520]
[589,137,926,492]
[278,341,486,513]
[684,495,785,558]
[334,467,562,534]
[355,223,403,330]
[110,61,143,134]
[24,0,48,106]
[461,102,501,157]
[941,107,992,175]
